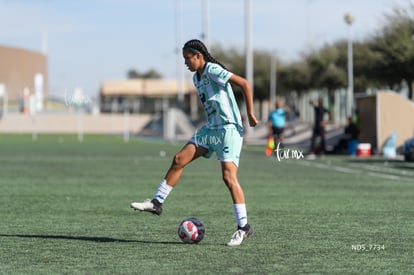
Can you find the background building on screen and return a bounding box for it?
[99,79,197,115]
[0,45,48,113]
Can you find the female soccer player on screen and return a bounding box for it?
[131,39,258,246]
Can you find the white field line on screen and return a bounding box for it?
[347,162,414,177]
[298,160,410,181]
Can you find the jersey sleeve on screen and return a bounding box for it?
[268,111,273,121]
[207,63,233,86]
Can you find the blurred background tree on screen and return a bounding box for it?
[127,2,414,103]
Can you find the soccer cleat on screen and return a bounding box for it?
[226,224,254,246]
[130,199,163,215]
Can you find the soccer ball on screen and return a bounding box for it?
[177,217,205,244]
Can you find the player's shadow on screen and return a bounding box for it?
[0,234,179,245]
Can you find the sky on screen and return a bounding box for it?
[0,0,412,99]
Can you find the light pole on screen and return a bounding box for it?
[245,0,253,91]
[344,13,354,118]
[176,0,184,105]
[201,0,209,48]
[245,0,254,135]
[269,53,277,111]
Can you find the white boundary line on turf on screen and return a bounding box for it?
[347,162,414,177]
[298,160,410,181]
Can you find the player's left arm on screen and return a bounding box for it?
[228,74,258,127]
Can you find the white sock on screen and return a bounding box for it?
[233,204,248,228]
[153,179,172,204]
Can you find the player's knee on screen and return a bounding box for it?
[172,152,187,168]
[222,171,238,189]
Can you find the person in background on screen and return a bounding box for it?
[333,116,359,155]
[309,98,329,156]
[267,100,289,148]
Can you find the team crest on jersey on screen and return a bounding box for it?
[202,75,209,85]
[195,75,209,88]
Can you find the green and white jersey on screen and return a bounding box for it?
[193,62,243,130]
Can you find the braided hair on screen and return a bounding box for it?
[183,39,227,70]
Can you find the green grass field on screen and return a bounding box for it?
[0,134,413,274]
